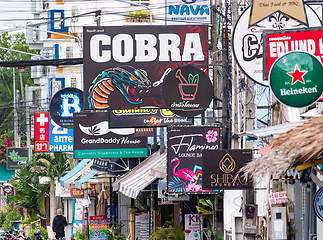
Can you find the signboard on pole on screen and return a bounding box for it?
[167,126,220,193]
[49,115,73,152]
[6,147,29,170]
[73,112,147,158]
[232,5,321,86]
[89,215,108,240]
[83,25,208,110]
[202,149,252,190]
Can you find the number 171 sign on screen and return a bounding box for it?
[34,113,49,152]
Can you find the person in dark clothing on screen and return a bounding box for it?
[52,209,68,240]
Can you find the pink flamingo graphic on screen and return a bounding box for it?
[171,157,198,185]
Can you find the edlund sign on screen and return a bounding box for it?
[269,52,323,107]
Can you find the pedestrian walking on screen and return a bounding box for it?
[52,209,67,240]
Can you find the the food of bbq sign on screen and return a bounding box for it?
[83,25,208,110]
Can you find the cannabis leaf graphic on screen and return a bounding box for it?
[89,125,101,136]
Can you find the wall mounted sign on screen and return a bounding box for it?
[167,126,220,193]
[249,0,307,27]
[162,65,212,117]
[49,87,83,129]
[83,25,208,110]
[263,27,323,79]
[314,186,323,221]
[269,52,323,107]
[49,115,73,152]
[6,147,29,170]
[73,112,147,159]
[202,149,252,190]
[70,183,102,198]
[34,113,49,152]
[232,5,321,86]
[166,0,211,25]
[109,108,193,128]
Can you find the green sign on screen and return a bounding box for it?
[269,52,323,107]
[74,148,147,158]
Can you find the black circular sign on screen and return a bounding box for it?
[49,87,83,129]
[161,65,212,117]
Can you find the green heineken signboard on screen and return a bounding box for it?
[269,52,323,108]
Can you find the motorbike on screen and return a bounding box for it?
[33,229,44,240]
[0,229,16,240]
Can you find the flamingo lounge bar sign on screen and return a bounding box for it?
[167,126,220,193]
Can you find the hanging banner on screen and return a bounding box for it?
[83,25,208,110]
[109,108,193,128]
[167,126,220,193]
[202,149,252,190]
[89,215,108,240]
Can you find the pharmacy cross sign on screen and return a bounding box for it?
[37,113,49,126]
[269,52,323,108]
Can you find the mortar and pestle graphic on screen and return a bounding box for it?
[175,69,199,100]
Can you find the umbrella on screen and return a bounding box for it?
[96,189,109,216]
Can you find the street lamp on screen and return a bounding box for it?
[116,0,153,25]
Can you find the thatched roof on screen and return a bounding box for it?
[241,115,323,181]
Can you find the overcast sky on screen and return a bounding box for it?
[0,0,33,28]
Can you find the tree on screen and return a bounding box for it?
[196,197,217,240]
[0,32,39,143]
[10,152,70,215]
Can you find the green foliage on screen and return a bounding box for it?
[196,197,217,240]
[135,193,150,211]
[10,152,69,214]
[150,226,185,240]
[0,211,6,227]
[0,32,39,138]
[73,228,85,240]
[28,226,48,240]
[1,206,21,230]
[107,222,125,240]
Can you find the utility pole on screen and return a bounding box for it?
[25,85,31,161]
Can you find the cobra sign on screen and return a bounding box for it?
[83,25,208,110]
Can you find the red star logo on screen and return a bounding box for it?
[287,65,307,85]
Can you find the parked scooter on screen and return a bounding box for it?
[0,229,16,240]
[33,230,44,240]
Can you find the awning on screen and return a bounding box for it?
[75,170,98,190]
[113,150,167,199]
[60,159,93,189]
[238,121,306,138]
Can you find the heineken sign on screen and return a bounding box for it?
[269,52,323,107]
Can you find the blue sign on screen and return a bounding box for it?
[49,115,73,152]
[49,87,83,129]
[314,187,323,221]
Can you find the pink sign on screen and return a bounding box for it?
[269,191,287,205]
[70,184,102,198]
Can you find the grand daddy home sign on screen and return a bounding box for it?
[83,25,208,110]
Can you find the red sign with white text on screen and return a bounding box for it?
[34,113,49,152]
[264,27,323,81]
